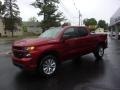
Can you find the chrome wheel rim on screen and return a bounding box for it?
[99,47,104,56]
[42,58,56,75]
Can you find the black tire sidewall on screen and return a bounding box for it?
[94,46,104,59]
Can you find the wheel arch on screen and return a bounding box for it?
[37,50,61,66]
[97,41,106,49]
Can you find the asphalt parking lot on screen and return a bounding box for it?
[0,38,120,90]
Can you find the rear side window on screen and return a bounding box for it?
[78,27,88,37]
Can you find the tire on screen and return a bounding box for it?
[38,55,58,77]
[94,46,104,60]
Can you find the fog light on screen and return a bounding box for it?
[26,53,31,57]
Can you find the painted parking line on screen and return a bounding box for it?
[0,51,11,55]
[0,52,5,55]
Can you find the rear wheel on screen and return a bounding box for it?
[94,46,104,60]
[38,55,58,77]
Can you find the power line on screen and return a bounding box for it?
[72,0,80,25]
[72,0,82,26]
[59,0,75,23]
[59,0,74,17]
[58,5,71,21]
[72,0,78,11]
[59,0,82,25]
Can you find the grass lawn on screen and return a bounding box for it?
[0,35,38,41]
[0,32,40,43]
[0,32,41,44]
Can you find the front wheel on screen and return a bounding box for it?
[94,46,104,60]
[38,55,58,77]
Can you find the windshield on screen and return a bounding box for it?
[39,27,62,38]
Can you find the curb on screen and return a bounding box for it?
[0,51,12,55]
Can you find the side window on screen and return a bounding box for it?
[78,27,88,37]
[63,28,78,38]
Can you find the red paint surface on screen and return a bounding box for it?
[12,26,107,71]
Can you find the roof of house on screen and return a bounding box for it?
[110,8,120,26]
[23,22,40,27]
[111,8,120,18]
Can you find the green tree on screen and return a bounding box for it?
[62,22,71,27]
[83,18,89,26]
[83,18,97,26]
[28,17,38,22]
[32,0,64,32]
[0,1,5,16]
[89,18,97,25]
[3,0,21,37]
[83,18,97,31]
[98,20,108,30]
[22,25,27,32]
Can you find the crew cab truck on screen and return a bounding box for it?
[12,26,107,77]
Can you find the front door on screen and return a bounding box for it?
[61,27,79,60]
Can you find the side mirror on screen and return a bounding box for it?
[61,35,71,43]
[63,35,71,40]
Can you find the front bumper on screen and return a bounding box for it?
[12,56,37,71]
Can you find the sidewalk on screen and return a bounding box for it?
[0,38,13,55]
[0,37,20,45]
[0,36,38,55]
[0,51,11,55]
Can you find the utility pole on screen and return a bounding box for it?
[43,0,47,21]
[43,0,47,32]
[10,0,14,37]
[79,10,82,26]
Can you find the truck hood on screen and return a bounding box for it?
[13,38,58,47]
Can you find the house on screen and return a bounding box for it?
[23,22,43,35]
[0,16,23,37]
[0,16,4,37]
[95,28,104,34]
[109,8,120,39]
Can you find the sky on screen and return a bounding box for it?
[1,0,120,25]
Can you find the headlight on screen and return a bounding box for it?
[25,46,35,51]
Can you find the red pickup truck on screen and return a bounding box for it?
[12,26,107,77]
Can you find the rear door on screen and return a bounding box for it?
[76,27,97,55]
